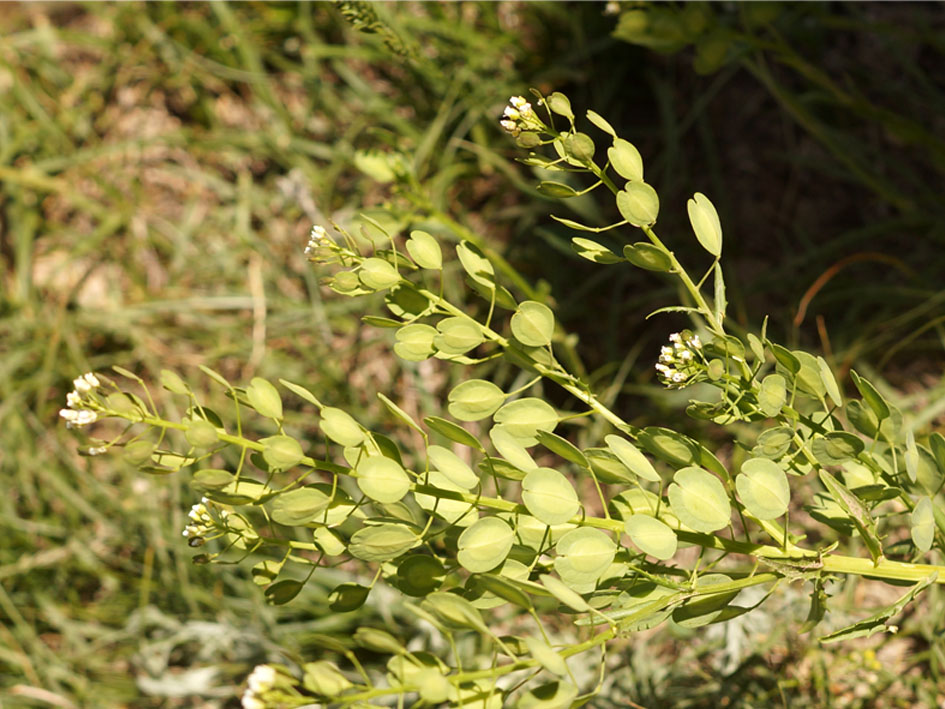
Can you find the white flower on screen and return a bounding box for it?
[84,373,100,388]
[672,372,687,383]
[503,105,520,120]
[247,665,277,693]
[66,391,82,408]
[305,224,331,254]
[669,333,682,344]
[87,446,107,456]
[74,376,92,393]
[241,689,266,709]
[500,119,519,135]
[509,96,528,109]
[679,350,693,362]
[688,335,702,349]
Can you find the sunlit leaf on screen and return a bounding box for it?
[457,517,514,573]
[624,515,677,560]
[522,468,580,525]
[667,467,731,533]
[736,457,790,520]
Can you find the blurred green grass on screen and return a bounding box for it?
[2,2,944,708]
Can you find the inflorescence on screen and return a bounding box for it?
[304,224,332,255]
[499,95,543,136]
[655,332,702,388]
[59,372,101,428]
[241,664,278,709]
[182,496,230,547]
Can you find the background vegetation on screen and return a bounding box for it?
[2,2,944,707]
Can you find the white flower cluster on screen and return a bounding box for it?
[304,224,331,255]
[655,332,702,388]
[181,496,229,546]
[242,664,277,709]
[500,95,540,136]
[59,373,100,428]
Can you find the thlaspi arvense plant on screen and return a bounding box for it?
[61,90,945,708]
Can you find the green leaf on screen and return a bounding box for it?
[817,356,843,407]
[303,660,354,697]
[818,470,883,563]
[349,523,420,562]
[570,237,623,264]
[456,241,495,290]
[638,427,699,467]
[616,182,660,227]
[584,448,636,484]
[554,527,616,587]
[246,377,283,420]
[522,468,580,525]
[604,434,661,482]
[562,133,595,165]
[356,456,411,503]
[686,192,722,257]
[396,555,446,597]
[457,517,514,573]
[846,399,880,438]
[768,343,800,375]
[511,301,555,347]
[480,456,527,481]
[313,527,346,556]
[537,180,579,198]
[608,138,644,181]
[536,430,588,468]
[279,378,324,409]
[736,458,790,520]
[911,497,934,553]
[271,487,330,526]
[623,242,673,271]
[489,424,537,472]
[354,627,403,654]
[434,317,484,355]
[320,407,365,447]
[261,435,304,472]
[793,351,827,400]
[376,392,424,436]
[191,469,235,492]
[713,262,727,324]
[265,579,304,605]
[406,230,442,270]
[539,574,590,612]
[328,583,370,613]
[517,681,578,709]
[422,592,488,633]
[447,379,506,422]
[673,573,738,628]
[811,431,864,466]
[359,257,400,291]
[757,374,786,418]
[185,419,219,449]
[385,283,432,320]
[475,574,533,610]
[424,416,484,450]
[394,323,438,361]
[547,92,574,119]
[624,515,678,560]
[586,109,616,137]
[493,397,558,438]
[820,574,936,643]
[414,471,478,527]
[160,369,189,395]
[905,429,919,483]
[427,444,479,489]
[524,638,569,678]
[667,467,731,533]
[850,370,890,420]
